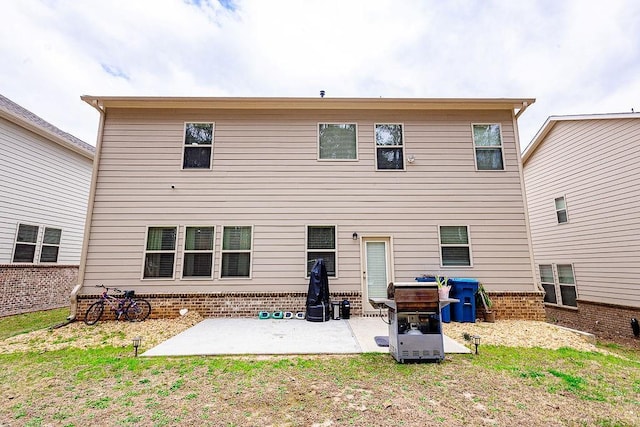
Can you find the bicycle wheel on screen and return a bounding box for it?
[84,301,104,325]
[125,299,151,322]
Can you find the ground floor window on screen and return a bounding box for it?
[182,226,215,278]
[439,225,471,266]
[40,227,62,263]
[12,223,39,263]
[221,226,252,278]
[538,263,577,307]
[144,227,177,278]
[306,225,336,277]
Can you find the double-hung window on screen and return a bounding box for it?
[539,264,556,304]
[539,263,577,307]
[40,227,62,263]
[306,226,336,277]
[375,124,405,170]
[182,122,214,169]
[439,226,472,267]
[557,264,577,306]
[182,226,215,278]
[221,226,252,278]
[472,124,504,170]
[555,196,568,224]
[143,227,177,278]
[318,124,357,160]
[12,223,39,263]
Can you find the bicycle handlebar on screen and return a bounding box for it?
[96,284,126,294]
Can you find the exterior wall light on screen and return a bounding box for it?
[352,232,358,240]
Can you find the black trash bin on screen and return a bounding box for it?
[340,299,351,319]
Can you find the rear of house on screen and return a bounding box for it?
[522,113,640,340]
[74,96,543,320]
[0,94,94,316]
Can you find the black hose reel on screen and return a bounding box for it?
[631,318,639,337]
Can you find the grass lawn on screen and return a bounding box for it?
[0,307,69,340]
[1,311,638,426]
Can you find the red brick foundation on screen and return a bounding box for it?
[76,291,363,321]
[486,291,547,321]
[545,300,640,341]
[0,264,78,317]
[75,290,546,322]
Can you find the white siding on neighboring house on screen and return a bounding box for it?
[523,116,640,309]
[0,117,93,264]
[81,103,536,296]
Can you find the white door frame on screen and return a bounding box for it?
[360,235,394,313]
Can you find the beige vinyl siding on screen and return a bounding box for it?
[81,108,535,295]
[0,117,92,264]
[524,118,640,308]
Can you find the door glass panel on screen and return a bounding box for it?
[366,241,388,299]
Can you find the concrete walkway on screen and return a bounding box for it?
[143,317,471,357]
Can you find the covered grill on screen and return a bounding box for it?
[371,282,455,363]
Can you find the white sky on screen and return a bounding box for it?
[1,0,638,148]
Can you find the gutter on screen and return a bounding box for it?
[68,99,106,321]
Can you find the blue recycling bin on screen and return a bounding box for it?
[449,278,479,323]
[415,276,450,323]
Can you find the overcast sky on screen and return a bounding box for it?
[1,0,639,148]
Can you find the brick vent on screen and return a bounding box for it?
[0,264,78,317]
[77,292,363,321]
[546,300,640,341]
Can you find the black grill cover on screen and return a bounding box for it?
[306,258,330,307]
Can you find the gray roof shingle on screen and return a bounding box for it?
[0,93,95,156]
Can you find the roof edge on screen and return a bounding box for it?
[0,100,95,160]
[81,95,535,112]
[522,111,640,164]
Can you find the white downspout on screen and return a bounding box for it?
[68,100,105,320]
[512,104,542,293]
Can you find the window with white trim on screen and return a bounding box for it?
[557,264,577,307]
[40,227,62,263]
[318,123,357,160]
[221,226,252,278]
[472,124,504,170]
[182,122,213,169]
[555,196,568,224]
[539,263,577,307]
[12,223,39,263]
[182,226,215,278]
[375,124,405,170]
[306,225,336,277]
[143,227,177,278]
[539,264,556,304]
[439,226,472,266]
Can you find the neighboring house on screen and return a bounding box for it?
[522,112,640,340]
[73,96,545,320]
[0,94,95,316]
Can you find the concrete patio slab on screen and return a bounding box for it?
[142,317,471,357]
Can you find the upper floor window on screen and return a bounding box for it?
[318,124,357,160]
[40,227,62,263]
[221,226,253,278]
[306,225,337,277]
[12,223,39,263]
[472,124,504,170]
[439,225,472,267]
[375,124,405,170]
[182,226,215,278]
[555,196,568,224]
[143,227,177,279]
[182,123,213,169]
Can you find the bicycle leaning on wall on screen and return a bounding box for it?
[84,285,152,325]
